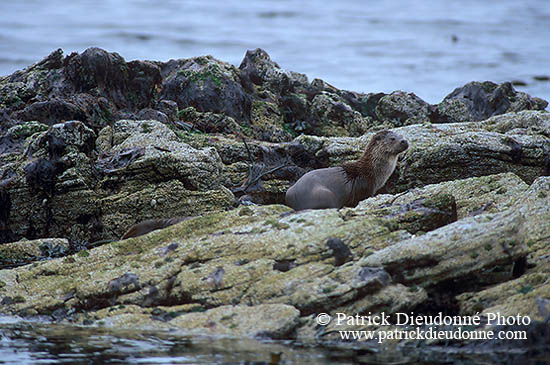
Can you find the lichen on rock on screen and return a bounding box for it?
[0,48,549,357]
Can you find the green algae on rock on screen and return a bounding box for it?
[0,238,69,268]
[0,175,548,344]
[0,48,549,358]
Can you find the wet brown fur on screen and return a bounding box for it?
[285,130,408,211]
[121,217,190,240]
[342,130,404,181]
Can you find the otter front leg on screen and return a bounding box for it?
[345,178,375,208]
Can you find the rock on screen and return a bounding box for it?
[160,55,251,122]
[310,92,367,136]
[126,60,163,109]
[14,98,87,126]
[360,209,527,285]
[0,121,48,155]
[394,112,550,189]
[280,92,310,133]
[100,180,235,239]
[176,110,549,207]
[136,108,170,124]
[250,100,292,142]
[375,91,432,127]
[2,97,547,245]
[103,120,225,190]
[155,99,179,121]
[24,158,64,195]
[434,81,548,123]
[1,173,546,333]
[178,106,241,135]
[69,303,300,340]
[0,238,69,268]
[380,192,458,234]
[1,119,236,242]
[483,109,550,136]
[96,119,236,238]
[254,111,546,204]
[379,172,528,219]
[326,237,352,266]
[454,180,550,340]
[0,49,63,111]
[238,48,308,97]
[24,120,97,159]
[1,120,100,241]
[3,47,546,146]
[1,48,550,356]
[0,180,15,244]
[170,304,300,338]
[65,47,161,110]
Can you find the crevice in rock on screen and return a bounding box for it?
[409,259,528,317]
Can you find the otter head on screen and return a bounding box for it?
[362,130,408,190]
[343,130,409,188]
[366,130,408,158]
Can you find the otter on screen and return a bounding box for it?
[121,217,190,240]
[285,130,408,211]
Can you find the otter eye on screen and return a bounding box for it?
[390,137,396,141]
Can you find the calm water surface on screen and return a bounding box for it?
[0,317,333,364]
[1,0,549,103]
[0,317,543,364]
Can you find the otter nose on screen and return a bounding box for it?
[400,140,409,149]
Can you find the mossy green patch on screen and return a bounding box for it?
[250,227,267,234]
[190,306,206,313]
[180,64,224,88]
[141,122,153,133]
[282,123,297,137]
[239,207,253,216]
[263,219,290,230]
[519,285,533,294]
[10,121,48,139]
[77,250,90,258]
[112,210,259,256]
[221,313,238,321]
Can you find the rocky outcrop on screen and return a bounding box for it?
[0,48,548,244]
[0,48,549,360]
[0,238,69,268]
[1,119,235,243]
[0,174,548,351]
[435,81,548,123]
[2,48,546,143]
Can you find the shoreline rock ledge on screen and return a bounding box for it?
[0,47,549,361]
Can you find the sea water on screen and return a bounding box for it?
[1,0,549,104]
